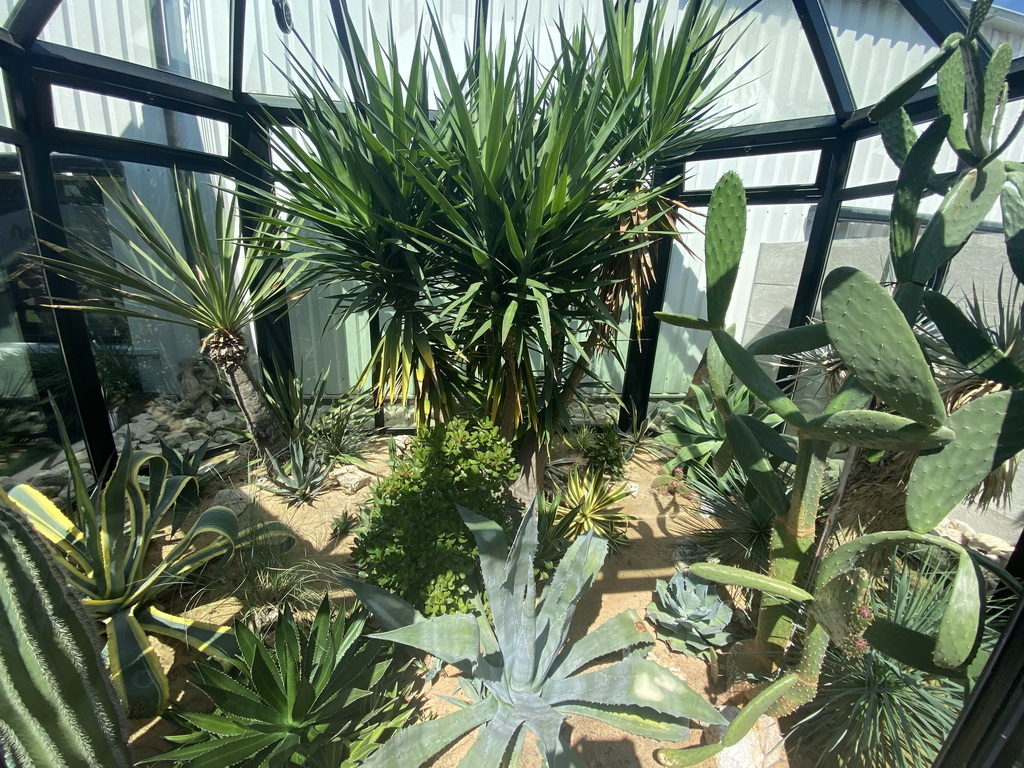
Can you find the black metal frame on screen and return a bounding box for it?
[1,3,1023,762]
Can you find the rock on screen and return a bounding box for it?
[208,488,255,515]
[392,435,413,454]
[184,439,209,454]
[932,521,967,546]
[627,482,640,497]
[211,430,236,444]
[136,443,161,456]
[333,465,373,495]
[967,532,1014,559]
[34,485,64,499]
[162,431,191,449]
[705,706,786,768]
[33,466,70,487]
[180,418,208,436]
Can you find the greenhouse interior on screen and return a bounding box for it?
[1,0,1024,766]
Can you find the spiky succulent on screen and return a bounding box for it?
[646,572,733,656]
[154,597,413,768]
[341,505,725,767]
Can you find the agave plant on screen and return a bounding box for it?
[658,381,788,475]
[154,597,413,768]
[40,172,311,457]
[556,467,634,546]
[264,440,334,507]
[340,505,724,767]
[646,572,733,657]
[0,422,294,718]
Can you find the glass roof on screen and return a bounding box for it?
[0,0,1018,127]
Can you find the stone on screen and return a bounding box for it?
[162,431,191,449]
[392,435,413,454]
[967,532,1014,559]
[136,443,161,456]
[211,430,236,445]
[627,482,640,497]
[332,465,373,495]
[33,466,70,487]
[184,439,209,454]
[704,706,787,768]
[208,488,255,515]
[180,418,208,436]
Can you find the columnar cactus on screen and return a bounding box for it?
[0,505,132,767]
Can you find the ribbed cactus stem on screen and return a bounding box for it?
[756,437,829,661]
[0,507,131,768]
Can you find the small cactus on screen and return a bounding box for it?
[646,572,733,656]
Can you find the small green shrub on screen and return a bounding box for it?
[581,422,628,479]
[351,418,517,616]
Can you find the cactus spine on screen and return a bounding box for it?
[0,506,131,768]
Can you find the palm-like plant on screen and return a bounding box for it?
[42,172,310,456]
[251,0,743,500]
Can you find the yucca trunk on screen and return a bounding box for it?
[202,330,286,457]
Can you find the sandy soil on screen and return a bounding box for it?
[130,442,769,768]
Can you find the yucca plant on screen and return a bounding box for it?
[0,422,294,719]
[153,597,413,768]
[556,467,634,546]
[340,505,725,767]
[0,504,132,767]
[249,0,744,503]
[41,172,312,457]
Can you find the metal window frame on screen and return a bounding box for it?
[0,4,1022,761]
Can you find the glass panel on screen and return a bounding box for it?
[51,86,229,156]
[0,143,87,481]
[244,1,345,96]
[822,0,941,109]
[847,119,960,189]
[710,0,833,126]
[651,203,815,400]
[0,72,10,129]
[684,151,821,192]
[40,0,230,88]
[982,3,1024,60]
[51,156,247,453]
[0,0,16,30]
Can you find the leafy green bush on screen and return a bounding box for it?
[155,597,413,768]
[352,418,517,616]
[580,422,628,479]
